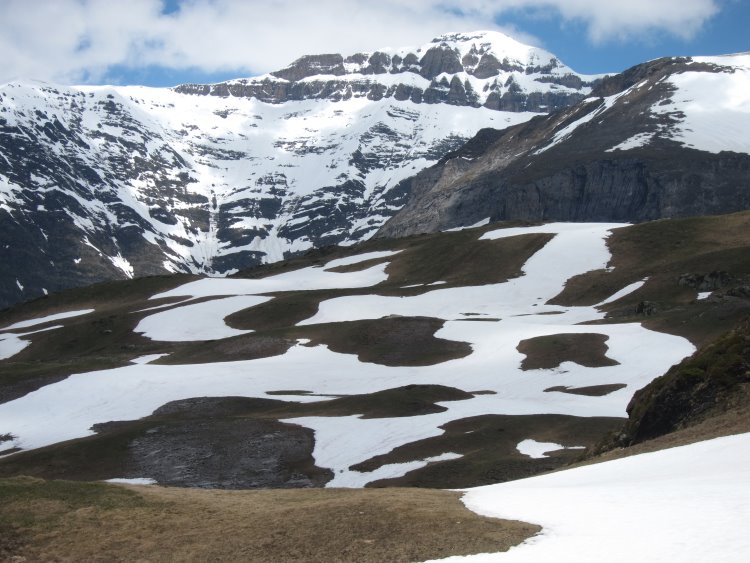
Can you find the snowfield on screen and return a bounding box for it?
[0,224,695,486]
[425,432,750,562]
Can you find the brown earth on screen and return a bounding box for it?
[517,332,619,370]
[0,477,539,563]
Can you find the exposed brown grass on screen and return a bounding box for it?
[1,478,539,562]
[516,333,619,371]
[550,212,750,347]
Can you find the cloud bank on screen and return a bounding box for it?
[0,0,720,85]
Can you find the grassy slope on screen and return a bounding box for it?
[2,215,750,559]
[0,477,539,562]
[551,211,750,346]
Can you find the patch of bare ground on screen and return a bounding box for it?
[517,333,619,370]
[355,414,623,488]
[549,212,750,347]
[0,478,539,562]
[291,317,472,366]
[544,383,627,396]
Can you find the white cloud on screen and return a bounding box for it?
[0,0,720,85]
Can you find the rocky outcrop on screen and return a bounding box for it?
[378,56,750,238]
[174,31,596,113]
[609,316,750,446]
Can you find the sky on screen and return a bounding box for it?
[0,0,747,87]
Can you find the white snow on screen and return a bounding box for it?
[0,332,29,360]
[426,433,750,562]
[606,132,654,152]
[323,250,401,270]
[697,291,712,300]
[2,308,94,330]
[105,477,157,485]
[444,218,491,232]
[595,278,646,306]
[653,54,750,154]
[135,295,269,341]
[516,439,572,459]
[130,354,169,365]
[0,224,696,486]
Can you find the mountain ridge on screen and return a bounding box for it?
[0,30,597,309]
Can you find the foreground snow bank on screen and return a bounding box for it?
[427,432,750,562]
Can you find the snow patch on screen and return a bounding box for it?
[434,433,750,562]
[516,439,583,459]
[2,309,94,330]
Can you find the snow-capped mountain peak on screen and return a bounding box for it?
[0,32,597,308]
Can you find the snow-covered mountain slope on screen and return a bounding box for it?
[176,31,598,112]
[4,211,750,489]
[0,30,597,310]
[380,53,750,237]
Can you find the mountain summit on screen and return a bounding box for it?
[0,31,595,308]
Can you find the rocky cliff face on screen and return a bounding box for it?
[0,31,597,309]
[378,54,750,238]
[174,31,596,113]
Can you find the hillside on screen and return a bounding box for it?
[2,212,750,490]
[380,54,750,237]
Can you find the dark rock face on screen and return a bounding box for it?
[613,316,750,446]
[271,54,346,81]
[174,32,594,113]
[378,57,750,238]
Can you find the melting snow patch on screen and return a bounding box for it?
[596,278,647,306]
[698,291,712,300]
[606,132,654,152]
[0,333,29,360]
[2,309,94,330]
[323,250,402,270]
[516,439,583,459]
[135,295,269,342]
[105,477,157,485]
[444,217,491,232]
[109,253,134,279]
[130,354,169,365]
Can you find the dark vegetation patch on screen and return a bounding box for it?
[544,384,627,396]
[291,317,472,366]
[354,414,623,488]
[596,315,750,451]
[380,230,553,288]
[0,478,539,562]
[156,333,296,365]
[0,386,473,486]
[517,333,619,370]
[551,212,750,346]
[225,315,473,367]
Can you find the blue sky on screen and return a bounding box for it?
[0,0,746,87]
[503,0,750,74]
